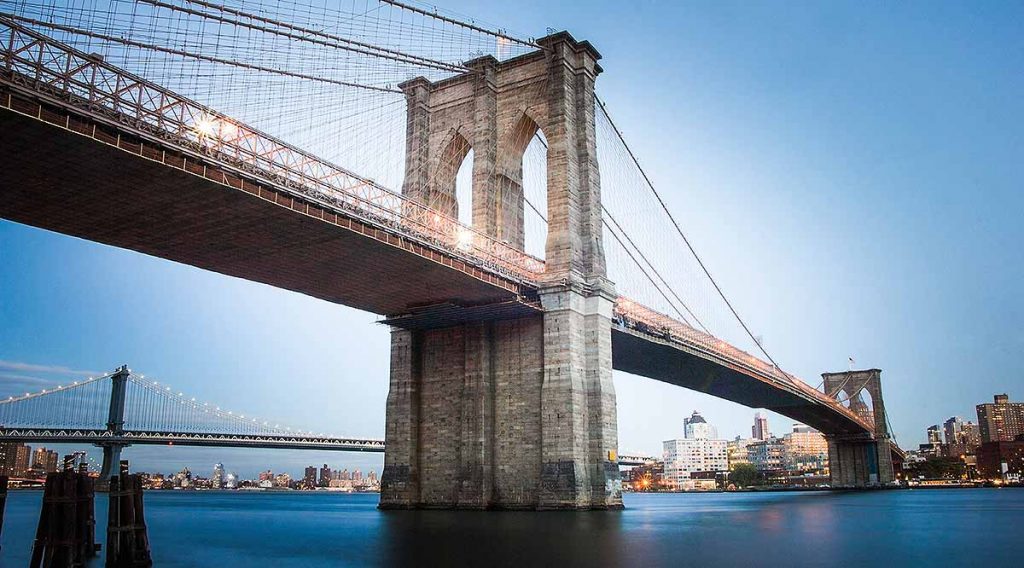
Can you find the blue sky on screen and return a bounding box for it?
[2,0,1022,478]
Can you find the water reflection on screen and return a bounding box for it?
[1,490,1022,566]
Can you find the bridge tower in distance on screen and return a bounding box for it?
[98,365,131,482]
[822,369,895,487]
[381,31,621,510]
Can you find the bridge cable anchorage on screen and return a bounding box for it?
[594,95,785,372]
[137,0,467,73]
[0,14,402,94]
[377,0,540,49]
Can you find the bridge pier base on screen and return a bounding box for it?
[827,436,894,487]
[380,288,622,511]
[98,443,128,483]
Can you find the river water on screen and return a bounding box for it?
[1,489,1020,566]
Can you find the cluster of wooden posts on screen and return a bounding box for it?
[0,459,153,567]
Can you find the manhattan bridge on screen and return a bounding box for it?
[0,0,901,509]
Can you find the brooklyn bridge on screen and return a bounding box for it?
[0,0,900,510]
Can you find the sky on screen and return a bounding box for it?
[1,0,1022,479]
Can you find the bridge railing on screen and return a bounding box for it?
[614,298,873,431]
[0,17,545,283]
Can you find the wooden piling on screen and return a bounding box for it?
[28,460,99,567]
[0,475,8,551]
[106,461,152,568]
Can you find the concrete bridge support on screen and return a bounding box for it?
[822,369,894,487]
[381,32,622,510]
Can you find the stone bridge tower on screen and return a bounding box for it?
[822,369,895,487]
[380,32,622,510]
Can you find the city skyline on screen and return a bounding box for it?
[2,0,1023,473]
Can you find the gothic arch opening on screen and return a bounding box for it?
[430,130,472,222]
[499,111,548,258]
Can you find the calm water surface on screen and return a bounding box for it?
[1,489,1021,566]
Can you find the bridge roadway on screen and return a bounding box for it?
[0,22,876,444]
[0,427,385,452]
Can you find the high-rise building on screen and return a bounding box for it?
[353,469,363,482]
[684,410,718,440]
[1,443,31,477]
[212,463,225,489]
[225,472,238,489]
[926,425,942,445]
[782,424,829,474]
[752,413,769,441]
[943,417,964,446]
[663,438,728,488]
[962,421,982,448]
[319,464,332,487]
[337,468,350,481]
[31,447,59,475]
[258,470,273,482]
[303,466,317,489]
[664,411,728,489]
[976,394,1024,443]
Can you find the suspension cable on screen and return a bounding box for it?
[595,95,784,370]
[139,0,465,73]
[378,0,539,48]
[2,14,402,94]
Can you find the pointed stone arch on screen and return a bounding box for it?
[428,128,472,221]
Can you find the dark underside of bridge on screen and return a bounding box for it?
[612,328,868,436]
[0,104,535,322]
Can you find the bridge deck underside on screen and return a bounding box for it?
[0,106,530,318]
[611,328,869,437]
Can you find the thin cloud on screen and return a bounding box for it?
[0,360,100,376]
[0,373,53,385]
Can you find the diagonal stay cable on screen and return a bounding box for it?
[595,94,784,371]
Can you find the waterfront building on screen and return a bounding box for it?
[353,469,363,482]
[174,467,192,488]
[624,462,664,491]
[258,470,273,482]
[664,413,729,491]
[1,443,31,477]
[976,441,1024,481]
[212,463,225,489]
[336,468,350,481]
[727,437,754,468]
[752,413,769,441]
[225,472,238,489]
[30,447,59,475]
[319,464,332,487]
[303,466,317,489]
[273,473,292,488]
[782,424,829,474]
[927,425,942,445]
[748,437,785,473]
[367,470,378,483]
[976,394,1024,443]
[684,410,718,440]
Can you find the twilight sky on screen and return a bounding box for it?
[1,0,1022,479]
